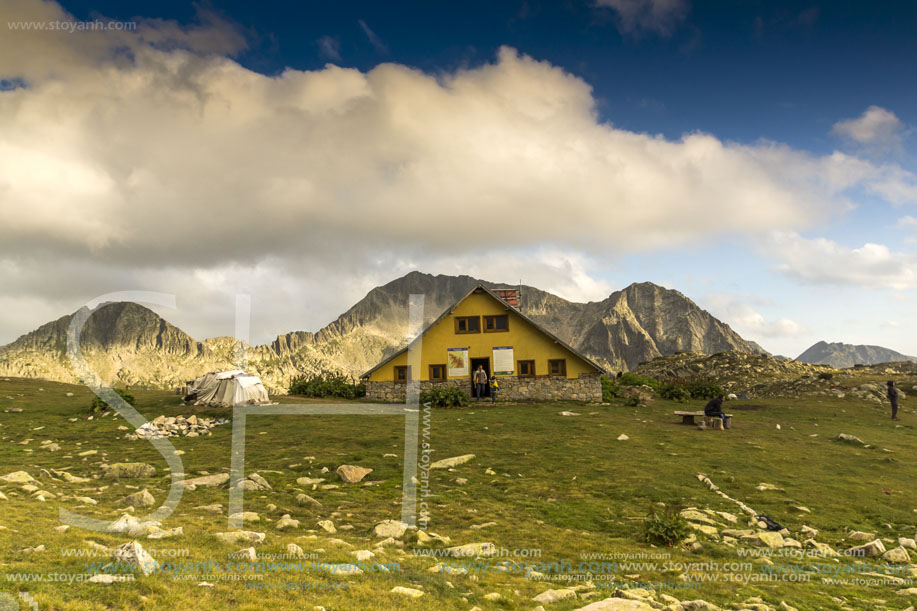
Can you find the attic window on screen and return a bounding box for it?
[484,314,509,332]
[455,316,480,334]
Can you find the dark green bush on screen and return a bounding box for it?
[656,378,722,402]
[601,375,623,401]
[684,379,723,400]
[289,372,366,399]
[618,372,661,390]
[817,372,833,380]
[659,383,691,402]
[420,386,469,408]
[90,388,135,414]
[642,505,689,547]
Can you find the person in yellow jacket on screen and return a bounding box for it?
[489,375,499,404]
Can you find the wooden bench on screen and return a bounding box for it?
[674,411,733,430]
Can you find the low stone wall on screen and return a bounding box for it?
[365,373,602,403]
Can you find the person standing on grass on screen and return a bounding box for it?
[489,375,500,404]
[473,365,488,401]
[888,380,900,421]
[704,394,729,429]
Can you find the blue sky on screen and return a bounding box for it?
[1,0,915,358]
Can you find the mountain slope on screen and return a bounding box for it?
[796,341,917,368]
[0,272,762,390]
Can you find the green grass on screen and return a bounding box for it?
[0,377,915,610]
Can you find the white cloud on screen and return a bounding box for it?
[767,232,917,290]
[595,0,689,36]
[2,0,917,344]
[703,293,806,339]
[831,105,906,151]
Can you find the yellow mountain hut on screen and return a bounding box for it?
[361,285,606,402]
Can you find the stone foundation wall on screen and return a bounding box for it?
[365,373,602,403]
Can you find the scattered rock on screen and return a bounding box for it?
[836,434,865,445]
[533,588,577,604]
[0,471,35,484]
[390,586,424,598]
[236,473,272,491]
[336,465,373,483]
[617,434,629,441]
[296,493,322,508]
[296,477,325,486]
[849,539,886,558]
[276,514,300,530]
[100,463,156,479]
[317,520,336,534]
[215,531,266,545]
[228,512,261,523]
[183,473,230,489]
[574,597,655,610]
[120,489,155,508]
[882,546,912,564]
[445,542,496,557]
[89,574,134,584]
[229,547,257,561]
[430,454,476,469]
[112,541,160,575]
[373,520,409,538]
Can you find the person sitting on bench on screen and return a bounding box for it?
[704,394,729,429]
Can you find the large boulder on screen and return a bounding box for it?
[101,463,156,479]
[336,465,373,483]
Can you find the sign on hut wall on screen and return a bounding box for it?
[447,347,469,377]
[493,346,514,375]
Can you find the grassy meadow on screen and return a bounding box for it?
[0,376,915,610]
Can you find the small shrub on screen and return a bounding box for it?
[618,372,660,391]
[601,375,623,401]
[90,388,135,414]
[624,395,643,407]
[684,379,723,400]
[659,383,691,403]
[817,372,833,380]
[289,372,366,399]
[642,505,689,547]
[420,386,469,408]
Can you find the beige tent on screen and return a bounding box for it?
[183,370,270,407]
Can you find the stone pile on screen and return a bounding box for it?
[126,415,228,440]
